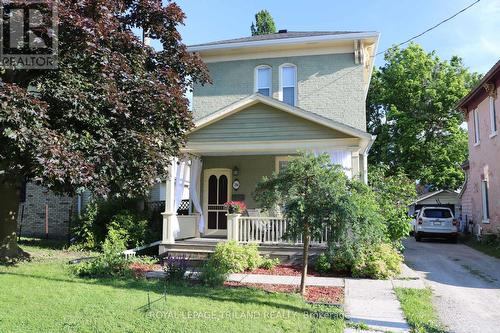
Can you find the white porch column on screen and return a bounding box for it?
[362,153,368,184]
[226,214,241,242]
[162,159,176,244]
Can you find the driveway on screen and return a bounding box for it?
[403,237,500,333]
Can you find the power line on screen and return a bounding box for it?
[376,0,481,56]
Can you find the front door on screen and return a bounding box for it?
[203,169,231,236]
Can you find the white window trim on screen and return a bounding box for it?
[473,108,480,146]
[489,96,497,138]
[254,65,272,96]
[279,63,297,106]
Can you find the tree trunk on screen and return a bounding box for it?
[300,228,310,295]
[0,179,27,262]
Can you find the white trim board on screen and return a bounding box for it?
[182,138,361,156]
[188,32,380,53]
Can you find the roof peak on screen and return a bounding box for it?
[188,30,378,49]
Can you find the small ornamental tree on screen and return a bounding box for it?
[254,152,350,294]
[0,1,210,261]
[368,165,417,248]
[250,10,277,36]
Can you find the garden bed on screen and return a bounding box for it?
[247,264,349,277]
[225,281,343,305]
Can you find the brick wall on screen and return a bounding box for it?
[193,53,366,130]
[17,183,75,239]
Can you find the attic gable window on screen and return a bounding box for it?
[279,64,297,106]
[255,65,272,96]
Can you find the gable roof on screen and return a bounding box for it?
[188,31,379,52]
[189,93,375,151]
[457,59,500,110]
[414,190,459,204]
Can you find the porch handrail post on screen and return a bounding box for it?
[162,159,176,244]
[226,213,241,242]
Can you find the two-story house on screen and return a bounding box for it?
[458,60,500,236]
[159,31,380,252]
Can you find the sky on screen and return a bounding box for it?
[169,0,500,74]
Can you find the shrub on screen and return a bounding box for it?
[369,165,417,248]
[71,228,129,277]
[109,211,149,248]
[210,241,263,273]
[314,253,331,273]
[163,256,190,281]
[199,241,268,286]
[242,243,262,271]
[199,262,229,287]
[259,257,280,270]
[71,198,156,250]
[352,243,403,279]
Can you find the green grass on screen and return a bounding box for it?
[462,236,500,259]
[0,241,344,333]
[394,288,446,333]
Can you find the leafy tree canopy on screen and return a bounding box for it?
[367,43,481,191]
[0,0,210,197]
[250,10,277,36]
[0,0,210,260]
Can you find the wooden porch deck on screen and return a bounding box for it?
[159,237,326,265]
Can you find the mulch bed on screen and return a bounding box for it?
[224,281,343,304]
[129,262,162,278]
[247,264,349,277]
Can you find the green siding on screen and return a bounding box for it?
[193,53,366,130]
[189,103,351,142]
[201,155,276,208]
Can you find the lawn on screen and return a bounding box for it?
[0,240,344,333]
[462,236,500,259]
[394,288,445,333]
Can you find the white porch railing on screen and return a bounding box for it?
[228,214,329,245]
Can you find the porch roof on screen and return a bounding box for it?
[184,94,375,156]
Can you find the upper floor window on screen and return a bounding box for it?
[489,96,497,136]
[279,64,297,106]
[255,65,272,96]
[473,108,480,145]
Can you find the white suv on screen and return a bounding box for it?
[414,207,458,243]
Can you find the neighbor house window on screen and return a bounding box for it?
[489,96,497,136]
[481,180,490,222]
[473,108,480,144]
[275,156,290,173]
[255,65,272,96]
[279,64,297,106]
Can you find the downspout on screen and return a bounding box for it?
[362,135,377,184]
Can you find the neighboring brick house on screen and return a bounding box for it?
[457,59,500,235]
[17,183,75,239]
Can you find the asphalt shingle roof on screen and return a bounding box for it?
[189,31,373,48]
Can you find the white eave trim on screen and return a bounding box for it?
[188,32,380,53]
[183,138,361,155]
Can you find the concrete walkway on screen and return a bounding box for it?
[227,273,344,286]
[345,279,410,333]
[147,265,425,333]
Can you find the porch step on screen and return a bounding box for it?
[160,244,324,264]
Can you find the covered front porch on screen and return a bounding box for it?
[159,94,375,255]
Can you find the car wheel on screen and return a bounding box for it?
[415,234,422,242]
[449,236,458,244]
